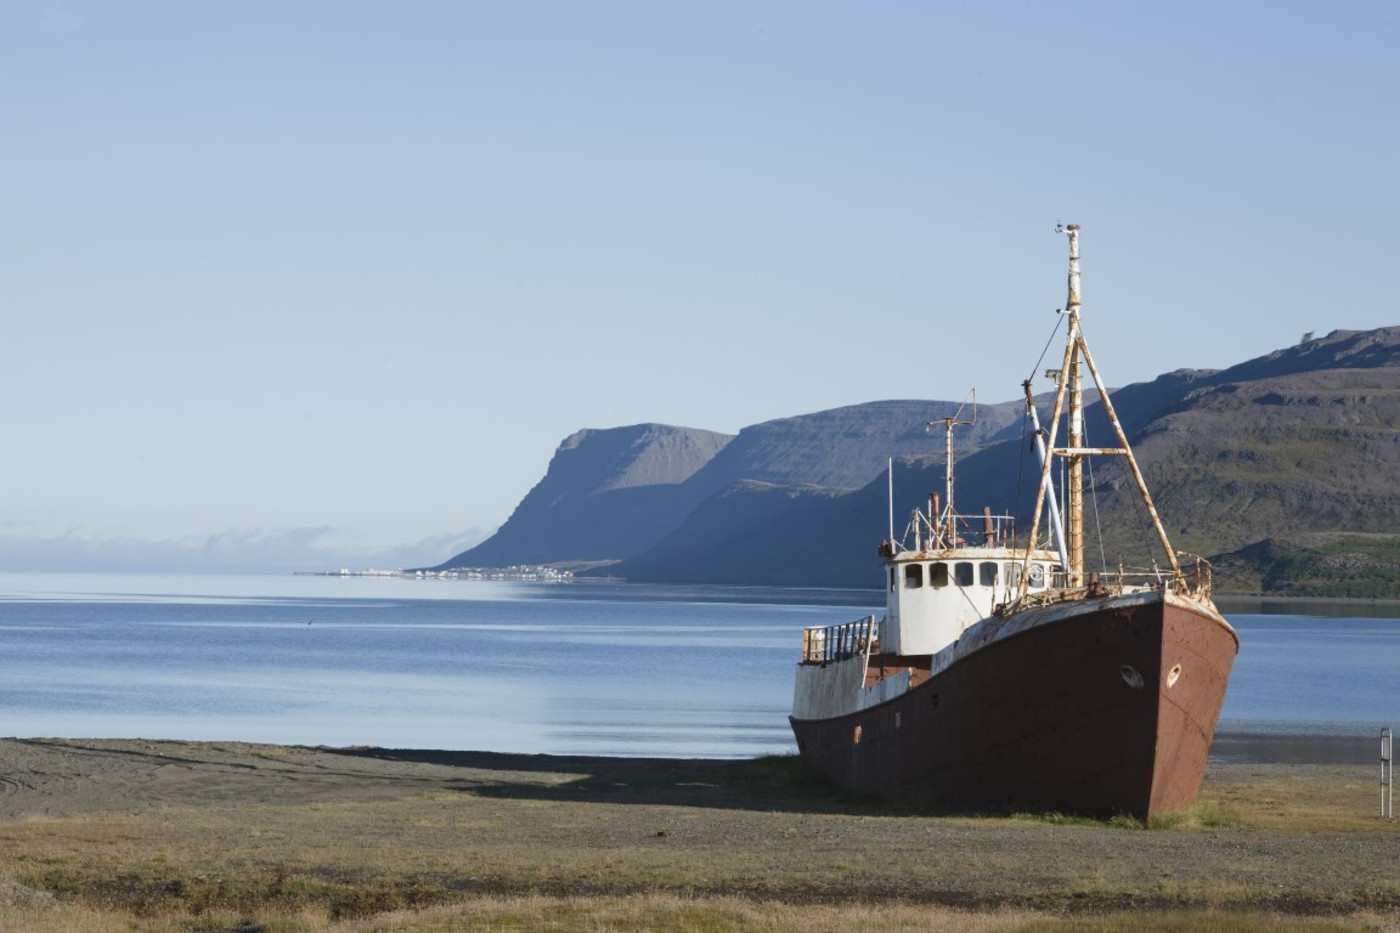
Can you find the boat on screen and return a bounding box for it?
[789,225,1239,819]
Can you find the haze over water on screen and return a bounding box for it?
[0,573,1392,760]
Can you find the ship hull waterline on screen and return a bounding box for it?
[790,593,1238,819]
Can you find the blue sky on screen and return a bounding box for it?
[1,1,1396,572]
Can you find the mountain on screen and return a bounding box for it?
[441,423,734,568]
[436,327,1400,596]
[435,399,1026,571]
[1087,327,1400,595]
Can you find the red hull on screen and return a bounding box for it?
[790,594,1237,819]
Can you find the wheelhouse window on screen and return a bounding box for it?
[930,562,949,588]
[904,564,924,589]
[889,567,897,592]
[979,561,998,586]
[1003,561,1051,589]
[954,562,974,587]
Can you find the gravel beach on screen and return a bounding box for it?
[3,734,1398,923]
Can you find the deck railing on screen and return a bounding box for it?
[895,510,1018,553]
[801,615,879,665]
[1096,552,1214,599]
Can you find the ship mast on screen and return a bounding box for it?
[1020,224,1184,595]
[935,409,973,543]
[1064,225,1085,583]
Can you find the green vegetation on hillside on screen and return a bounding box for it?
[1212,534,1400,598]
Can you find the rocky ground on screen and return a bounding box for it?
[1,737,1397,922]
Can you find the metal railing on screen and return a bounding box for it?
[905,510,1019,552]
[1088,553,1214,598]
[1382,727,1393,821]
[1011,553,1215,609]
[801,615,879,665]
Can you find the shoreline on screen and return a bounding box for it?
[1210,728,1388,765]
[1,726,1384,766]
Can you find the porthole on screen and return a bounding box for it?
[1119,664,1145,690]
[1167,663,1182,688]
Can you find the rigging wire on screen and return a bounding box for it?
[1015,410,1031,543]
[1084,415,1171,582]
[1086,455,1109,574]
[1078,406,1110,574]
[1026,315,1067,387]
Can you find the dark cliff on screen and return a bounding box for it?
[436,399,1026,572]
[439,423,733,568]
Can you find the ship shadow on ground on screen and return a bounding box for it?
[327,748,898,815]
[330,730,1376,816]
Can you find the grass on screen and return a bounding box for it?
[1196,768,1385,834]
[330,897,1396,932]
[5,898,1391,932]
[2,753,1398,932]
[334,895,1037,932]
[0,895,1383,933]
[1209,532,1400,598]
[1008,912,1377,933]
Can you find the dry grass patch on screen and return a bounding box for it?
[332,895,1043,933]
[1009,912,1378,932]
[1196,769,1385,833]
[0,897,1389,933]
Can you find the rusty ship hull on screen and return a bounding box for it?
[787,225,1237,818]
[790,590,1238,819]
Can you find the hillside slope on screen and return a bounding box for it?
[435,399,1026,571]
[438,424,733,567]
[438,326,1400,595]
[612,328,1400,593]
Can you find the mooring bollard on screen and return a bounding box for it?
[1382,727,1393,821]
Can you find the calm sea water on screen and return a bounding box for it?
[0,573,1395,758]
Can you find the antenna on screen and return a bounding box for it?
[887,457,894,546]
[927,391,976,538]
